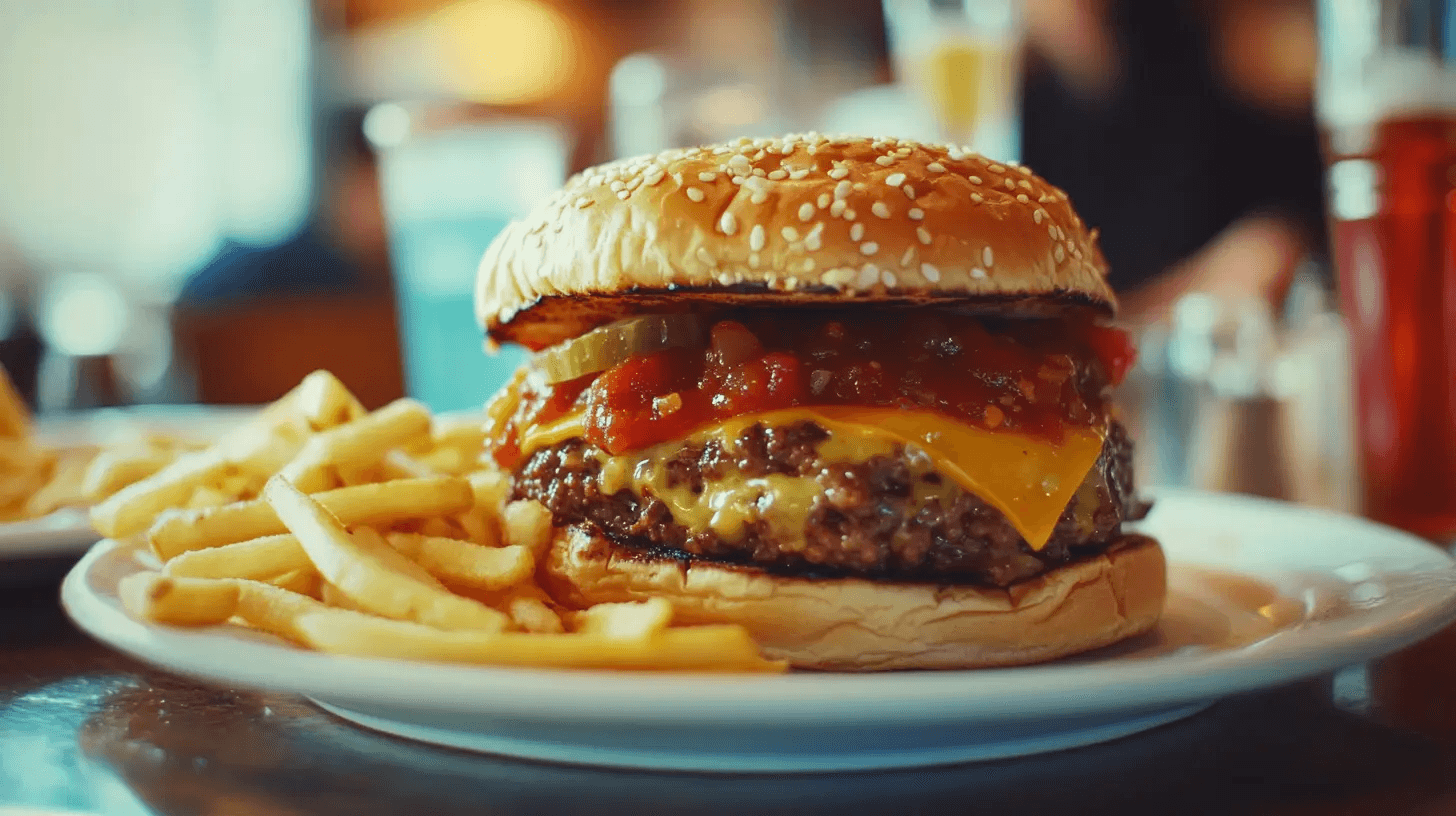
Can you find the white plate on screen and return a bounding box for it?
[0,406,252,560]
[60,490,1456,772]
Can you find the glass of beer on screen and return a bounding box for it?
[1316,0,1456,540]
[882,0,1022,160]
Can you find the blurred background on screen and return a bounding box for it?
[0,0,1449,537]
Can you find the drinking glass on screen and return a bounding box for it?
[1315,0,1456,539]
[366,104,568,412]
[882,0,1022,159]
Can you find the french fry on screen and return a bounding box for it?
[148,476,474,560]
[232,579,335,643]
[279,398,432,493]
[267,567,322,598]
[81,446,176,502]
[294,369,367,431]
[502,499,553,559]
[295,612,783,672]
[0,365,31,439]
[573,598,674,639]
[163,534,309,582]
[119,572,239,627]
[385,533,533,590]
[507,595,564,634]
[263,476,508,632]
[25,446,98,517]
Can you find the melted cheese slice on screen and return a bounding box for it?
[518,407,1106,550]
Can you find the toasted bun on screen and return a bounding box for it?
[545,528,1167,671]
[476,134,1115,350]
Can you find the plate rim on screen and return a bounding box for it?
[61,489,1456,724]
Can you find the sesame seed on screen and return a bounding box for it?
[982,246,994,266]
[616,191,630,200]
[752,168,766,177]
[969,175,983,184]
[1048,225,1058,239]
[686,187,705,202]
[727,154,751,172]
[804,224,824,250]
[856,266,879,288]
[750,190,769,205]
[908,207,925,220]
[798,202,815,221]
[828,167,849,179]
[817,193,831,209]
[872,202,891,219]
[875,155,894,166]
[971,267,988,279]
[885,172,906,187]
[1054,245,1066,262]
[1004,179,1016,190]
[731,176,745,185]
[988,163,1005,173]
[644,168,665,185]
[850,223,865,241]
[900,246,915,266]
[609,180,626,192]
[917,227,932,245]
[575,197,594,209]
[829,200,847,217]
[1033,209,1043,224]
[927,162,946,173]
[768,169,788,180]
[903,185,916,200]
[834,180,852,200]
[781,226,800,242]
[861,242,879,255]
[921,263,942,282]
[1016,194,1029,203]
[789,169,809,180]
[749,224,766,251]
[698,171,717,182]
[719,211,738,235]
[882,270,897,286]
[1019,179,1033,190]
[970,193,984,203]
[843,208,857,220]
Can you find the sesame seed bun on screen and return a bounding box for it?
[475,134,1115,350]
[544,527,1166,671]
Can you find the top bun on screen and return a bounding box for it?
[476,134,1115,350]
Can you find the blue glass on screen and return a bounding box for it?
[387,215,526,413]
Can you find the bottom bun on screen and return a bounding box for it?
[544,528,1167,671]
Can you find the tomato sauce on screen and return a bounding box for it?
[489,310,1133,466]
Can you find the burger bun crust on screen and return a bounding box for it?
[545,527,1167,671]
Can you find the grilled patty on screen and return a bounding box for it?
[512,420,1145,587]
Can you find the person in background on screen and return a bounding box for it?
[177,108,391,307]
[1019,0,1325,326]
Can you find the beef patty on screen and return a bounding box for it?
[512,420,1145,587]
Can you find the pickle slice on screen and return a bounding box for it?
[535,314,704,384]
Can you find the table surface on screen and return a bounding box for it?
[7,556,1456,816]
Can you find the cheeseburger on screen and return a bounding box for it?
[474,134,1165,670]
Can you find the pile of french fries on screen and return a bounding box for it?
[0,366,198,522]
[106,370,781,673]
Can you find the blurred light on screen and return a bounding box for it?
[608,53,669,158]
[38,273,129,357]
[693,85,769,132]
[363,103,413,149]
[208,0,313,246]
[610,54,666,107]
[432,0,577,105]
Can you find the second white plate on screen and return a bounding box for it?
[61,490,1456,772]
